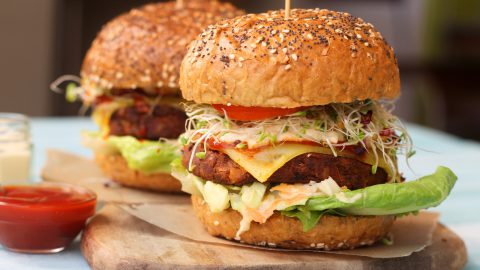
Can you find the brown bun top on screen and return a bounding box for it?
[81,0,243,97]
[180,9,400,108]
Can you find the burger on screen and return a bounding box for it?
[65,1,243,192]
[172,9,457,249]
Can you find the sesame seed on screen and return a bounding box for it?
[310,243,315,247]
[250,43,257,48]
[282,29,290,33]
[156,81,164,88]
[306,33,313,40]
[271,29,277,35]
[364,42,370,46]
[322,47,329,56]
[269,49,277,54]
[291,53,298,61]
[193,52,200,57]
[238,57,245,62]
[335,29,343,34]
[356,34,362,39]
[282,47,288,53]
[261,41,267,47]
[213,220,220,226]
[229,54,235,60]
[285,64,291,70]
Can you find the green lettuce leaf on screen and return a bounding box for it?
[82,132,180,174]
[283,166,457,229]
[282,207,345,231]
[107,136,179,174]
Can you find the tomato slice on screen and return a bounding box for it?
[212,104,304,121]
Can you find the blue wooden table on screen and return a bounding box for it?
[1,117,478,269]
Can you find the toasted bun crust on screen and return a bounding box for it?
[180,9,400,107]
[81,1,243,96]
[95,153,182,193]
[192,195,394,250]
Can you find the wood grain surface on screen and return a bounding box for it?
[81,205,467,270]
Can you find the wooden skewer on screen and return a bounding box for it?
[285,0,291,19]
[176,0,184,9]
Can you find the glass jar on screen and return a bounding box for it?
[0,113,32,183]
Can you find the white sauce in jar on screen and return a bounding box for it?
[0,114,31,183]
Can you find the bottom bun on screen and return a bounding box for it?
[95,153,182,193]
[191,195,394,250]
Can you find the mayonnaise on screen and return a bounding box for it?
[218,123,344,149]
[0,114,31,183]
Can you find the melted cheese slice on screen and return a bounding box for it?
[92,102,131,136]
[223,144,394,183]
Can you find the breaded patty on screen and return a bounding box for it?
[182,145,388,189]
[109,104,187,140]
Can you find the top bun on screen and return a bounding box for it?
[81,0,243,97]
[180,9,400,108]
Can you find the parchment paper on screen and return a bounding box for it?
[41,149,188,205]
[41,149,439,258]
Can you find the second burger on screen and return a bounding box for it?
[78,1,244,192]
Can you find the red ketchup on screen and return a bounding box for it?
[0,183,96,253]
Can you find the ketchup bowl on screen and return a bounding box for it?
[0,182,96,253]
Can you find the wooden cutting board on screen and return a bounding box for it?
[81,205,467,270]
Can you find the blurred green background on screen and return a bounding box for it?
[0,0,479,140]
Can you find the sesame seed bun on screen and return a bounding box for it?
[95,153,182,193]
[180,9,400,107]
[191,195,395,250]
[81,0,244,96]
